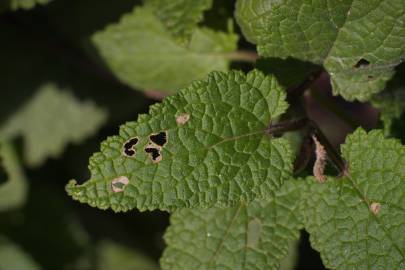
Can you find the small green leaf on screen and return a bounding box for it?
[92,6,238,94]
[144,0,213,41]
[98,240,159,270]
[1,0,52,11]
[160,180,303,270]
[0,141,27,212]
[0,83,107,167]
[236,0,405,101]
[66,70,293,212]
[0,237,41,270]
[303,128,405,269]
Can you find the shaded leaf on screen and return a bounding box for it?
[66,70,293,212]
[236,0,405,101]
[1,0,52,11]
[1,83,107,167]
[0,141,27,211]
[145,0,212,41]
[0,237,40,270]
[92,6,238,94]
[303,128,405,269]
[98,240,159,270]
[371,64,405,135]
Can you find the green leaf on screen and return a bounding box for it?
[92,6,238,94]
[235,0,405,101]
[98,240,159,270]
[303,128,405,269]
[255,57,320,89]
[0,237,41,270]
[160,180,303,270]
[0,83,107,167]
[144,0,213,41]
[0,141,27,212]
[66,70,293,212]
[1,0,52,11]
[371,64,405,135]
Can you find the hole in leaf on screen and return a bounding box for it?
[123,137,139,157]
[149,132,167,147]
[124,148,135,156]
[124,137,139,148]
[353,58,370,68]
[145,146,162,162]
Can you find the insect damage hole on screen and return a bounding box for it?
[111,176,129,193]
[122,137,139,157]
[149,131,167,147]
[176,113,190,125]
[145,144,162,163]
[353,58,370,68]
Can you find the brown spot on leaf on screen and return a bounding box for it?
[176,113,190,125]
[247,218,262,248]
[111,176,129,193]
[312,135,327,183]
[370,202,381,215]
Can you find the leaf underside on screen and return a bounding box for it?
[66,70,293,212]
[303,128,405,269]
[161,180,303,270]
[236,0,405,101]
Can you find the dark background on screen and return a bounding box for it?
[1,1,398,269]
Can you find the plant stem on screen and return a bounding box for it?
[267,118,347,176]
[310,88,359,129]
[224,50,258,63]
[287,69,324,104]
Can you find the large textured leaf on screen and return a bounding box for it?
[66,70,293,212]
[145,0,212,41]
[303,128,405,269]
[236,0,405,101]
[0,237,40,270]
[98,240,159,270]
[0,142,27,211]
[0,83,107,167]
[161,180,303,270]
[92,6,238,94]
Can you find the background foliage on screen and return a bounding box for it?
[0,0,404,269]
